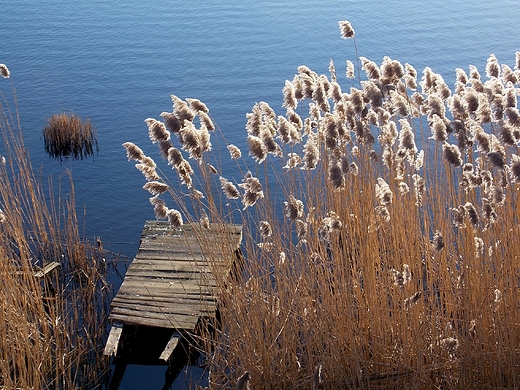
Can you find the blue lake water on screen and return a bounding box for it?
[1,0,519,388]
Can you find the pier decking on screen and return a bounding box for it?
[104,220,243,387]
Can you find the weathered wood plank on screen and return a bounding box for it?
[110,300,216,316]
[160,334,181,362]
[104,324,123,357]
[34,262,61,278]
[107,222,242,331]
[117,278,217,292]
[112,293,216,306]
[109,313,198,330]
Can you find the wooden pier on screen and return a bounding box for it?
[104,220,243,388]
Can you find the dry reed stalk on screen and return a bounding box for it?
[1,76,110,389]
[124,23,520,389]
[42,112,99,161]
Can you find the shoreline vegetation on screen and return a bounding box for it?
[125,21,520,388]
[0,66,111,388]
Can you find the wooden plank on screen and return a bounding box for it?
[124,270,215,281]
[160,334,181,361]
[109,300,216,316]
[109,313,198,329]
[117,279,216,293]
[104,324,123,356]
[112,288,213,301]
[111,293,217,306]
[34,262,61,278]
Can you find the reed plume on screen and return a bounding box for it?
[123,25,520,389]
[0,64,9,78]
[338,20,355,38]
[143,181,169,195]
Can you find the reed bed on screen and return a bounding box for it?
[1,67,110,389]
[125,23,520,389]
[43,112,98,160]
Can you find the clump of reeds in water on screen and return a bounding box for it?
[124,23,520,389]
[1,67,110,389]
[43,112,99,160]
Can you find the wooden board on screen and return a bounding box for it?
[108,221,242,331]
[160,334,181,361]
[104,324,123,357]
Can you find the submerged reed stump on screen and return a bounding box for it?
[43,113,99,160]
[104,220,243,389]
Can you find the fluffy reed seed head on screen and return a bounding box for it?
[185,98,209,113]
[282,80,298,110]
[464,202,479,228]
[329,161,344,189]
[227,144,242,159]
[451,206,467,229]
[375,177,392,206]
[360,57,381,80]
[247,134,268,163]
[176,159,194,188]
[197,111,215,131]
[391,267,407,288]
[494,288,502,303]
[167,146,184,167]
[259,221,272,238]
[200,214,210,229]
[404,291,422,310]
[329,58,337,82]
[349,162,359,176]
[302,133,320,170]
[361,80,383,108]
[171,94,195,122]
[346,60,355,79]
[429,114,448,142]
[510,154,520,181]
[180,121,203,160]
[136,162,160,181]
[431,231,445,252]
[398,119,417,153]
[167,209,183,228]
[219,177,240,200]
[123,142,145,162]
[143,181,170,195]
[296,219,308,242]
[284,195,304,221]
[486,54,500,78]
[338,20,355,39]
[0,64,10,78]
[239,172,264,209]
[246,104,262,136]
[412,173,425,207]
[442,142,463,167]
[160,111,182,134]
[487,151,505,169]
[149,196,168,219]
[145,118,170,144]
[283,153,302,170]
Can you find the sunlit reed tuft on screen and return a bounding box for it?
[0,63,10,78]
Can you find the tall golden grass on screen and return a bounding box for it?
[1,66,110,388]
[125,23,520,388]
[43,112,98,160]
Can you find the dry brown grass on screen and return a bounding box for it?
[43,112,98,160]
[1,72,110,389]
[126,24,520,389]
